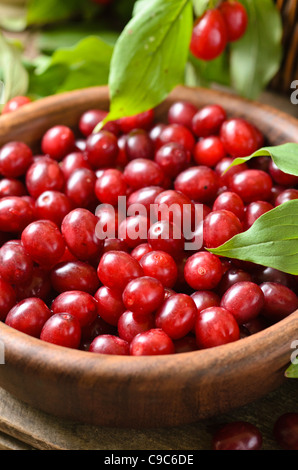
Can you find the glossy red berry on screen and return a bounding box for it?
[41,125,75,161]
[195,306,240,349]
[0,278,17,321]
[220,118,262,158]
[194,136,226,168]
[97,250,144,292]
[5,297,52,338]
[21,219,65,267]
[14,266,52,302]
[40,313,81,349]
[212,421,263,450]
[190,9,228,61]
[167,101,198,129]
[259,282,298,323]
[129,328,175,356]
[243,200,274,229]
[184,251,223,291]
[154,142,189,179]
[94,285,126,326]
[174,166,219,204]
[95,168,127,206]
[122,276,164,318]
[220,281,265,324]
[219,1,248,42]
[118,215,150,249]
[2,96,31,114]
[203,209,243,248]
[192,104,226,138]
[275,188,298,206]
[217,267,252,296]
[268,160,298,187]
[35,190,73,227]
[51,290,98,327]
[139,250,178,288]
[85,130,119,168]
[65,167,96,209]
[61,208,103,262]
[118,109,154,133]
[0,240,33,284]
[60,152,92,180]
[212,191,245,221]
[147,220,185,257]
[89,334,129,355]
[273,413,298,450]
[191,290,220,313]
[123,158,165,190]
[229,169,273,204]
[125,129,154,161]
[0,178,27,198]
[158,123,195,153]
[117,310,155,343]
[0,141,33,178]
[0,196,34,232]
[26,157,65,198]
[155,293,197,340]
[51,260,99,294]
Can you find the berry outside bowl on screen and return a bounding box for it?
[0,85,298,429]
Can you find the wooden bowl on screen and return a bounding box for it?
[0,85,298,429]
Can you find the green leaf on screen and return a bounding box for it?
[27,36,113,98]
[230,0,283,99]
[285,363,298,379]
[225,143,298,177]
[26,0,82,25]
[185,49,231,88]
[106,0,193,122]
[0,33,29,106]
[208,200,298,275]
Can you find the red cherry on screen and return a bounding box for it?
[190,9,228,61]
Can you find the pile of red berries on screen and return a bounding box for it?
[190,1,248,61]
[0,96,298,357]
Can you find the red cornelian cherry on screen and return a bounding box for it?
[61,208,103,262]
[220,118,262,158]
[97,250,144,292]
[25,157,65,199]
[158,123,195,153]
[0,240,33,284]
[155,293,197,340]
[118,109,154,133]
[218,1,248,42]
[216,268,252,296]
[60,152,92,180]
[184,251,223,291]
[139,250,178,288]
[41,125,75,161]
[95,168,127,206]
[2,96,31,114]
[191,290,221,313]
[0,196,35,232]
[14,266,52,302]
[154,142,189,179]
[122,276,164,318]
[192,104,226,138]
[260,282,298,323]
[79,109,120,137]
[167,101,198,129]
[0,178,27,198]
[273,413,298,450]
[127,186,164,217]
[0,141,33,178]
[118,215,150,249]
[275,188,298,206]
[212,191,245,221]
[130,243,153,262]
[5,297,52,338]
[40,313,81,349]
[129,328,175,356]
[215,156,248,188]
[118,310,155,343]
[94,285,126,326]
[0,278,16,321]
[229,169,273,204]
[203,209,243,248]
[243,200,274,229]
[51,260,99,294]
[123,158,165,190]
[220,281,265,324]
[190,9,228,61]
[174,165,219,204]
[65,167,96,208]
[89,334,129,355]
[195,306,240,349]
[52,291,97,329]
[212,421,263,450]
[85,130,119,168]
[147,220,185,257]
[194,136,226,167]
[35,190,73,227]
[125,129,154,161]
[268,160,298,187]
[21,219,65,267]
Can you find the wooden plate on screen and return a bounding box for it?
[0,85,297,429]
